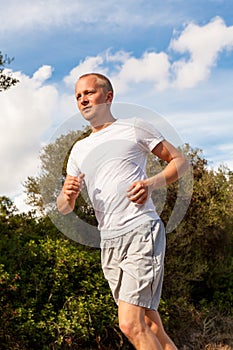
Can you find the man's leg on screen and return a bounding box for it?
[118,300,162,350]
[145,309,178,350]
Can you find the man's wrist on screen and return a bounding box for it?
[146,173,166,191]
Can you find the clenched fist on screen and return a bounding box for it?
[127,180,149,205]
[62,173,85,201]
[57,173,85,214]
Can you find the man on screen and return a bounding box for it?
[57,73,189,350]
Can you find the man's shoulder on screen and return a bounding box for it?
[70,131,92,151]
[114,117,140,128]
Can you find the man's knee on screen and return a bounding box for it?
[118,300,148,342]
[119,317,146,339]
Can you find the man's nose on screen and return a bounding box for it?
[80,94,89,105]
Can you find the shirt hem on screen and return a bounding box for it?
[100,212,159,240]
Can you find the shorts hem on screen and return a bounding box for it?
[118,297,158,311]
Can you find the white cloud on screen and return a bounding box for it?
[0,66,58,196]
[64,55,107,88]
[170,17,233,88]
[111,52,170,93]
[0,0,186,34]
[32,65,53,84]
[14,192,34,213]
[62,17,233,94]
[0,0,83,32]
[63,50,170,95]
[0,1,125,32]
[105,50,131,63]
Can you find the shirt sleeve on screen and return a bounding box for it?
[134,117,164,152]
[66,145,81,177]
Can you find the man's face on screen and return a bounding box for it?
[75,76,113,122]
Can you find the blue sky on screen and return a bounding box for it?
[0,0,233,210]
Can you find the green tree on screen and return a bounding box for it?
[0,196,127,350]
[0,51,19,92]
[162,160,233,346]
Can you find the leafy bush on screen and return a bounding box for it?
[0,201,125,349]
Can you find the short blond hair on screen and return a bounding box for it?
[78,73,114,94]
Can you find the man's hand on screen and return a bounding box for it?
[57,173,85,214]
[62,174,85,201]
[127,180,149,205]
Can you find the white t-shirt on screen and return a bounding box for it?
[67,117,164,239]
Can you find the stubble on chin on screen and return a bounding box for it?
[81,104,110,127]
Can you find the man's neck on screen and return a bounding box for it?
[91,116,116,133]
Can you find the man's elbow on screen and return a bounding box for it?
[179,156,190,177]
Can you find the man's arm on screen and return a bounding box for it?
[57,173,85,215]
[127,140,189,204]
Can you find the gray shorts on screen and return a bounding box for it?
[101,219,166,310]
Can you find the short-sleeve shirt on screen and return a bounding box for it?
[67,117,164,239]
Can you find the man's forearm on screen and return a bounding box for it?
[147,156,189,190]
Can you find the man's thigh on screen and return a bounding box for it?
[101,220,165,309]
[119,220,165,309]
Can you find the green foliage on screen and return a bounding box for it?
[0,51,19,91]
[164,162,233,302]
[147,145,233,346]
[0,210,122,349]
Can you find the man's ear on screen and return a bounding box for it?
[106,91,113,103]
